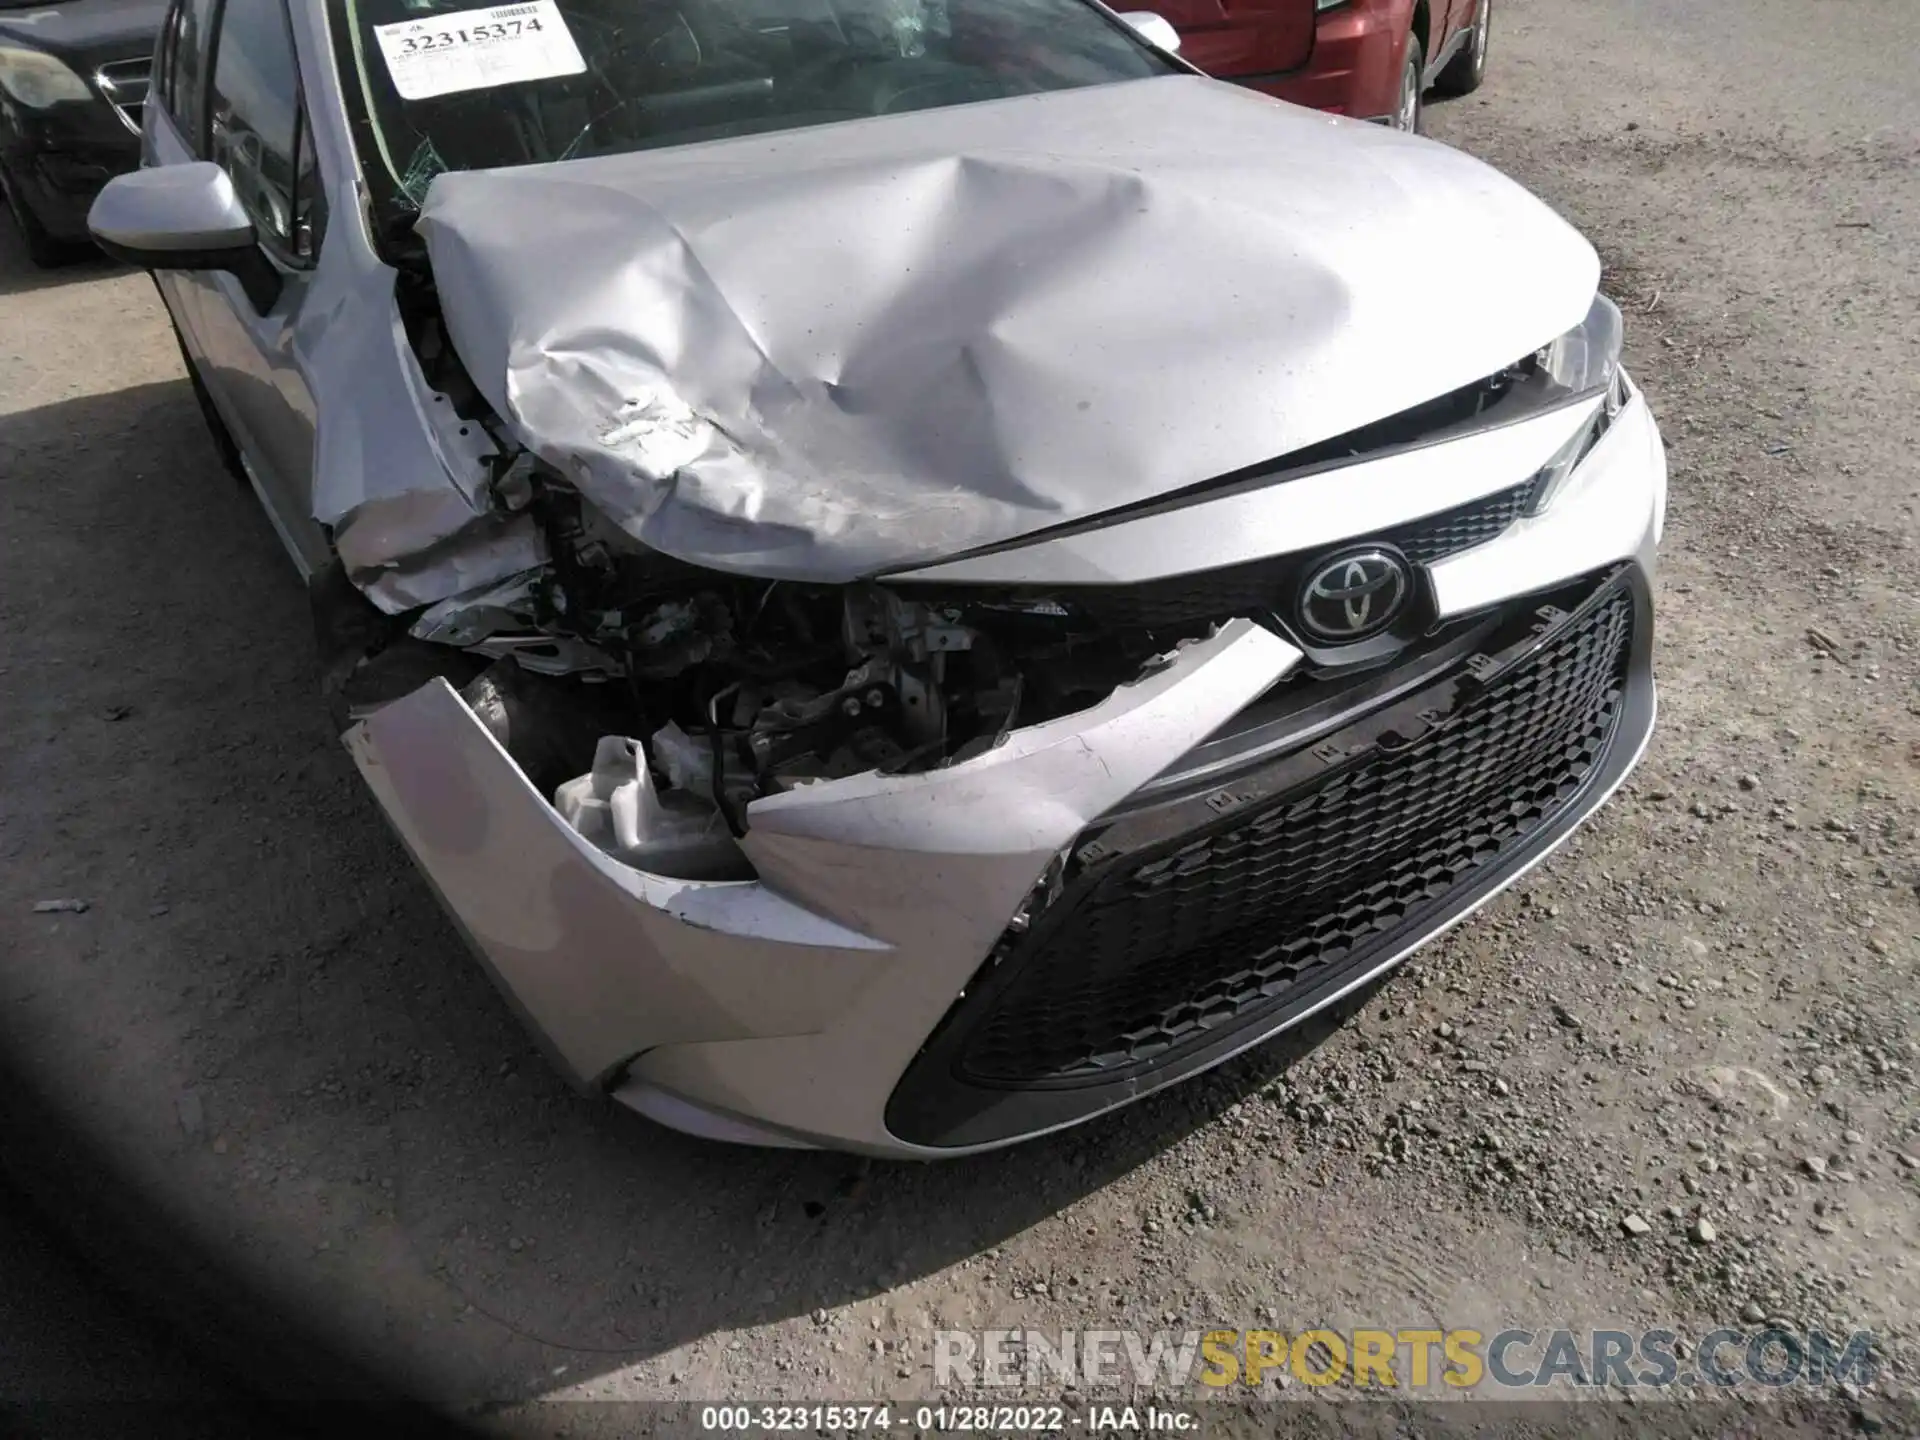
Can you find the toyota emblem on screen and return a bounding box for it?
[1297,547,1412,643]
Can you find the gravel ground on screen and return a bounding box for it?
[1,0,1914,1426]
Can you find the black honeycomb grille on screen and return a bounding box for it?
[952,584,1632,1089]
[1391,474,1545,563]
[1051,474,1544,633]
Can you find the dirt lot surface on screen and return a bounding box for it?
[2,0,1915,1426]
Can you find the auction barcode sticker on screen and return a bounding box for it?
[373,0,585,101]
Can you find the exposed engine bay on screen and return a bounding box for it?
[340,236,1626,884]
[358,434,1183,880]
[518,485,1162,771]
[308,277,1233,884]
[337,273,1626,888]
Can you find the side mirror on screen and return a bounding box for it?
[88,161,282,312]
[1118,11,1182,52]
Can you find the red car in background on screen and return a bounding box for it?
[1162,0,1490,133]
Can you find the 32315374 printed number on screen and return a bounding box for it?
[372,0,585,101]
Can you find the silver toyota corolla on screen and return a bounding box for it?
[90,0,1664,1156]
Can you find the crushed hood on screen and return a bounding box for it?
[417,74,1599,582]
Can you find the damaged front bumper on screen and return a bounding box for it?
[346,388,1665,1157]
[347,617,1295,1132]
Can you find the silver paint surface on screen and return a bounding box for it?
[417,74,1599,582]
[346,621,1294,1094]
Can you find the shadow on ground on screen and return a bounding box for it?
[0,365,1378,1414]
[0,214,122,298]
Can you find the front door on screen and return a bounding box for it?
[146,0,330,576]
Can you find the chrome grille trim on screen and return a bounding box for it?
[95,57,152,137]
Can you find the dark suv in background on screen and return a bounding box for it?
[0,0,162,264]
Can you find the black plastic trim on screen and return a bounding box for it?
[1422,20,1472,84]
[885,566,1654,1150]
[94,234,284,311]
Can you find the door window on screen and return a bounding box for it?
[206,0,307,257]
[159,0,221,146]
[155,0,178,103]
[289,105,328,261]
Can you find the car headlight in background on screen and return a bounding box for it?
[0,46,94,110]
[1524,292,1629,515]
[1315,0,1349,10]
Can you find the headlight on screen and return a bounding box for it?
[0,46,94,109]
[1539,292,1623,397]
[1315,0,1350,10]
[1524,292,1629,515]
